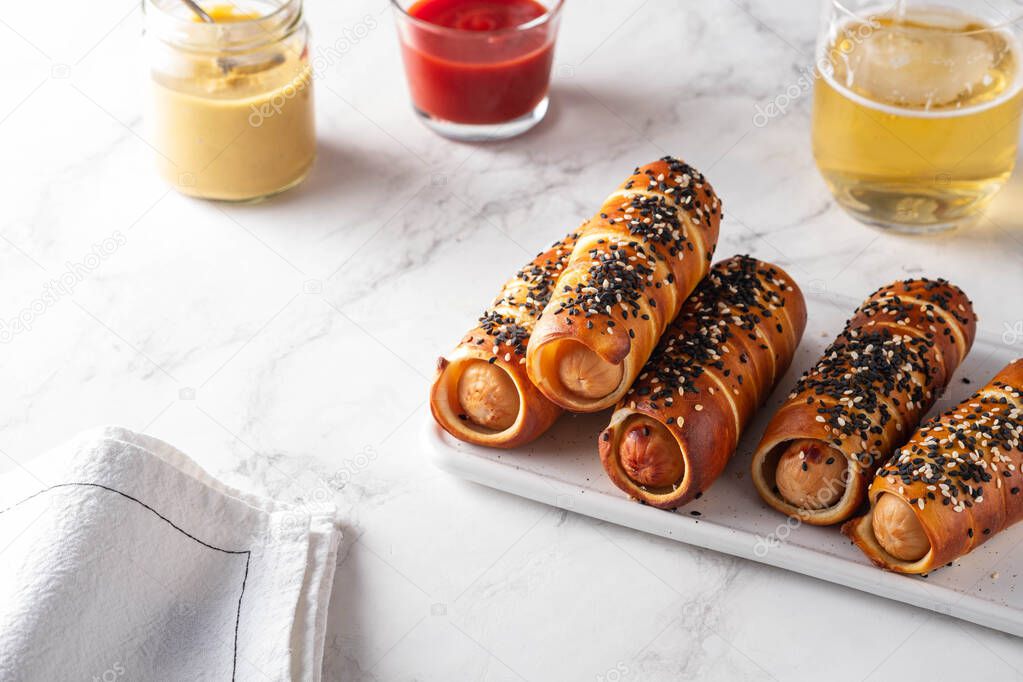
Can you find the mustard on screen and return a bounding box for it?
[145,0,316,201]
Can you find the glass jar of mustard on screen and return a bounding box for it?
[143,0,316,201]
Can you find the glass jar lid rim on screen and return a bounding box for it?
[144,0,303,50]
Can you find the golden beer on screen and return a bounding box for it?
[812,7,1023,232]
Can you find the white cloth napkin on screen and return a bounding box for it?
[0,426,342,681]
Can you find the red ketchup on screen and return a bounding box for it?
[400,0,557,125]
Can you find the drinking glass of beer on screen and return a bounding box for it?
[812,1,1023,233]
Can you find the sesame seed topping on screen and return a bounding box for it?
[470,233,579,362]
[549,157,719,328]
[876,371,1023,530]
[781,278,974,466]
[616,255,798,425]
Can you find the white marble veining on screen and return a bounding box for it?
[3,0,1023,680]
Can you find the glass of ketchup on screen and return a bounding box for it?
[392,0,563,141]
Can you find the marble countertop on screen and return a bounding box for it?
[4,0,1023,679]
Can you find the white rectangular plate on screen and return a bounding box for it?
[423,291,1023,637]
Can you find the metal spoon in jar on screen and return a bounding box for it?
[180,0,215,23]
[178,0,286,74]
